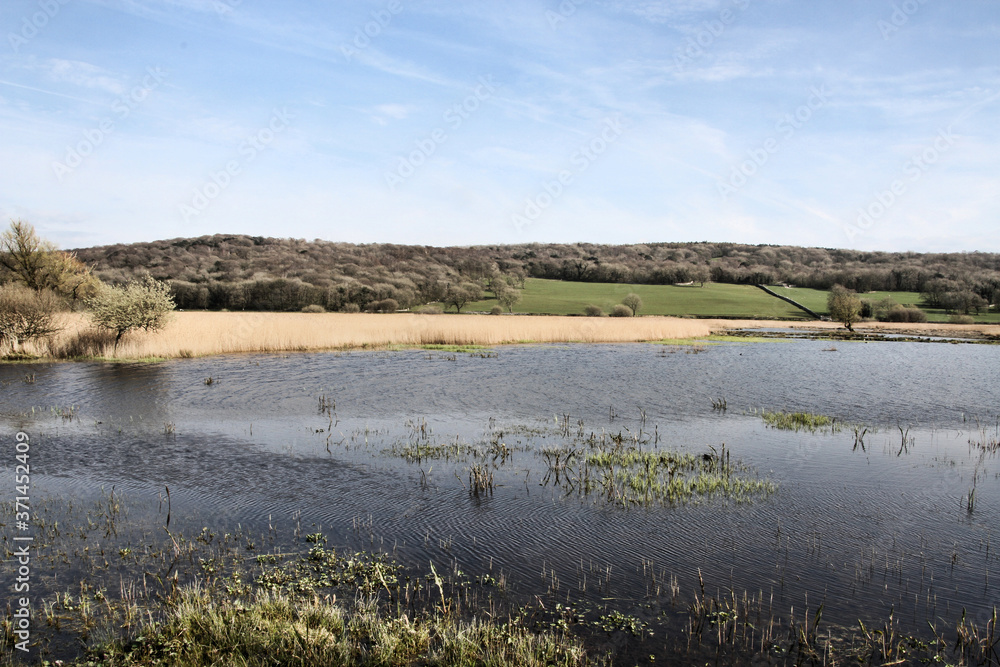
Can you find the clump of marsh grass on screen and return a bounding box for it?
[85,584,592,667]
[548,440,776,508]
[468,463,495,497]
[386,440,473,464]
[762,410,841,433]
[970,420,1000,454]
[48,327,118,358]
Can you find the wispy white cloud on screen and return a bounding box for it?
[370,103,420,125]
[14,58,125,96]
[601,0,723,23]
[1,0,997,250]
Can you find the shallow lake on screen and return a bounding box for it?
[2,337,998,659]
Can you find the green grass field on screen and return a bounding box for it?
[437,279,1000,322]
[772,286,1000,323]
[458,279,808,319]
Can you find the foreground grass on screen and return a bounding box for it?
[84,586,591,667]
[3,490,997,667]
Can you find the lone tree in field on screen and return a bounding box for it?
[621,293,643,317]
[827,285,862,331]
[87,276,175,349]
[496,286,522,313]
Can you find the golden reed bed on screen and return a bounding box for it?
[37,312,715,359]
[15,312,1000,360]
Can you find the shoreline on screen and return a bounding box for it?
[3,312,999,362]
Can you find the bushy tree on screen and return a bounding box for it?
[621,293,643,316]
[0,220,50,291]
[0,284,62,353]
[87,276,175,348]
[941,290,987,315]
[827,285,862,331]
[584,305,604,317]
[366,298,399,313]
[445,282,482,313]
[0,220,98,301]
[496,287,522,313]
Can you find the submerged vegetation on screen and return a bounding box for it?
[570,441,776,507]
[2,487,998,667]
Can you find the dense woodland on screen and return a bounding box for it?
[72,236,1000,313]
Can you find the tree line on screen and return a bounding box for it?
[69,234,1000,314]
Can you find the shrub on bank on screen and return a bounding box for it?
[886,306,927,323]
[366,298,399,313]
[0,283,63,354]
[609,304,632,317]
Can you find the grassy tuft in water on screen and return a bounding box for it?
[762,410,841,433]
[545,438,776,508]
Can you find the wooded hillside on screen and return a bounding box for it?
[72,236,1000,313]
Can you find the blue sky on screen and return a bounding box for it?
[1,0,998,252]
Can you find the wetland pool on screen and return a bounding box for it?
[2,337,998,663]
